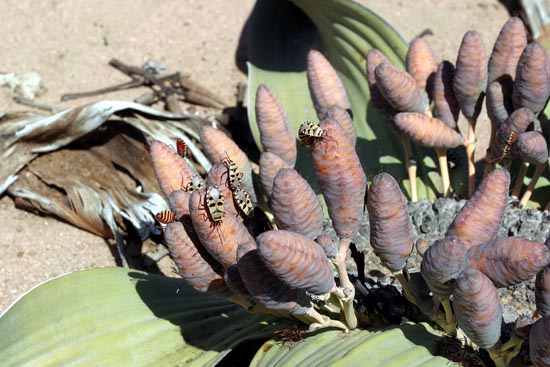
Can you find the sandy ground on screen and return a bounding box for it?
[0,0,510,313]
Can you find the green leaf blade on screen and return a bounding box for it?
[0,267,289,367]
[251,323,455,367]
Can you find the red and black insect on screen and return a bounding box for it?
[176,138,188,158]
[489,131,516,164]
[155,210,176,224]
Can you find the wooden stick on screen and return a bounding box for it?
[13,96,59,113]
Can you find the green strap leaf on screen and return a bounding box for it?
[0,267,289,367]
[251,322,455,367]
[247,0,455,200]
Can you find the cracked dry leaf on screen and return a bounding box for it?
[8,127,163,239]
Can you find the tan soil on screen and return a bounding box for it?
[0,0,510,312]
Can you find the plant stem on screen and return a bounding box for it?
[333,237,357,329]
[519,163,546,207]
[435,147,450,197]
[511,161,529,198]
[465,118,476,197]
[440,298,455,325]
[401,136,418,202]
[394,272,416,304]
[299,308,348,331]
[489,336,524,367]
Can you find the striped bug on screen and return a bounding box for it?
[489,131,516,164]
[186,174,204,193]
[176,138,188,158]
[155,210,176,224]
[206,186,225,223]
[232,186,254,217]
[298,121,324,146]
[222,153,243,190]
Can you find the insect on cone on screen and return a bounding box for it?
[189,189,254,268]
[488,107,534,163]
[200,125,256,202]
[150,140,196,198]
